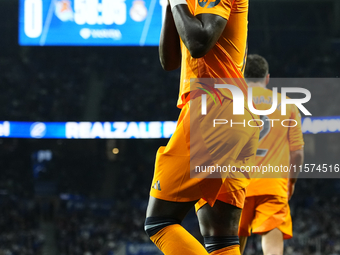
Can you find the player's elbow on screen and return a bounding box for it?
[160,57,181,71]
[186,38,211,59]
[188,44,209,59]
[189,49,206,59]
[159,49,181,71]
[160,59,172,71]
[183,30,214,58]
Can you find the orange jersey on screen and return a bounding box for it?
[177,0,249,108]
[246,87,304,198]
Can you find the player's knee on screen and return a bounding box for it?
[144,217,181,238]
[197,201,241,236]
[203,236,240,253]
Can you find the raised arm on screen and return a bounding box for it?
[170,3,228,58]
[159,4,181,71]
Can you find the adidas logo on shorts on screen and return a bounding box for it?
[152,180,161,191]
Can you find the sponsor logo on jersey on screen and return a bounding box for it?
[198,0,221,8]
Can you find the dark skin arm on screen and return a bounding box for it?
[159,2,228,70]
[172,4,227,58]
[288,149,304,200]
[159,4,181,71]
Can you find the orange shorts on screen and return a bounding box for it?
[150,93,259,207]
[238,195,292,239]
[195,188,247,212]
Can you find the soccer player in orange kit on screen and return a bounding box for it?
[238,54,305,255]
[144,0,260,255]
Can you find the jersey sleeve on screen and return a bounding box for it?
[288,104,305,151]
[195,0,233,20]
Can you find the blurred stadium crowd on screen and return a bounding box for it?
[0,47,180,123]
[1,46,340,123]
[0,198,44,255]
[1,174,340,255]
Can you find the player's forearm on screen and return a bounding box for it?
[171,6,220,58]
[159,4,181,71]
[289,149,304,183]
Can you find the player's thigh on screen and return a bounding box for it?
[197,200,242,237]
[146,197,197,222]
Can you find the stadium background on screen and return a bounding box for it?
[1,0,340,254]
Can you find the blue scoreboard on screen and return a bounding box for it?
[19,0,165,46]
